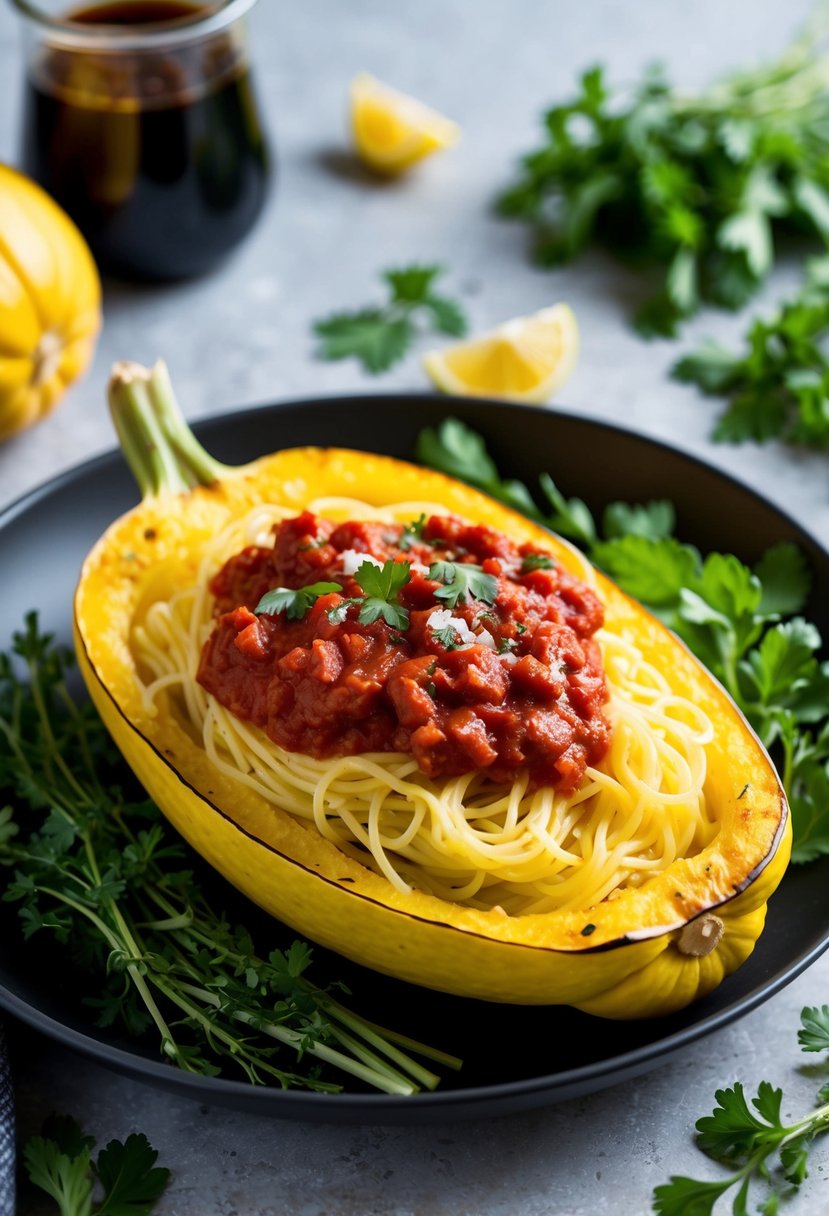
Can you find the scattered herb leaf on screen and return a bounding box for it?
[313,265,467,373]
[399,514,428,551]
[521,553,555,573]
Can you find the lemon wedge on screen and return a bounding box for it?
[350,73,460,174]
[423,304,579,404]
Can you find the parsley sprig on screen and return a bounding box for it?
[0,616,460,1094]
[674,255,829,447]
[255,581,342,619]
[497,8,829,335]
[313,264,467,373]
[429,560,498,608]
[416,417,829,861]
[653,1006,829,1215]
[24,1114,169,1216]
[352,559,412,628]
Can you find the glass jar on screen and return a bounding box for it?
[11,0,271,280]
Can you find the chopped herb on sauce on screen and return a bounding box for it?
[255,581,342,621]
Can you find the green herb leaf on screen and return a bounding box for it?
[354,559,411,628]
[95,1133,171,1216]
[255,582,342,621]
[520,553,555,572]
[432,625,463,650]
[313,309,412,374]
[799,1006,829,1053]
[674,269,829,450]
[429,561,498,608]
[313,265,466,374]
[24,1117,170,1216]
[399,514,427,551]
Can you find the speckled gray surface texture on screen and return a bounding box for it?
[1,0,829,1212]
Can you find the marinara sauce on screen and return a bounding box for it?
[197,512,611,791]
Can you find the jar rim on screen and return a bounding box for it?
[9,0,258,49]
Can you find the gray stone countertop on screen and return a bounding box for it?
[1,0,829,1212]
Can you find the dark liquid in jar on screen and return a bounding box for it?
[21,1,270,280]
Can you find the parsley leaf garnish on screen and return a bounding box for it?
[429,560,498,608]
[432,624,463,650]
[24,1114,170,1216]
[254,581,342,620]
[313,265,467,373]
[399,513,427,551]
[354,559,411,628]
[521,553,555,573]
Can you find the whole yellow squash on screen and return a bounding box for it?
[73,361,791,1019]
[0,164,101,443]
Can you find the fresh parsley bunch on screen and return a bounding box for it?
[497,8,829,335]
[675,254,829,446]
[313,264,466,372]
[0,617,459,1094]
[416,418,829,861]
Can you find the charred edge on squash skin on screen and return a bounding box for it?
[72,603,788,958]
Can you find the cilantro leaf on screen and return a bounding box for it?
[354,559,411,628]
[429,561,498,608]
[255,582,342,621]
[313,265,466,374]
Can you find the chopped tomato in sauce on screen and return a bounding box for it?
[197,512,611,790]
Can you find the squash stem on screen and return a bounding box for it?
[107,359,233,499]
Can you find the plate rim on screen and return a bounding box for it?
[2,391,828,1118]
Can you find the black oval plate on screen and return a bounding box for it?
[2,394,828,1124]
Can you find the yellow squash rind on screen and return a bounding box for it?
[0,164,101,443]
[74,447,791,1018]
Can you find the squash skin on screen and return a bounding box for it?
[73,446,791,1018]
[0,165,101,443]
